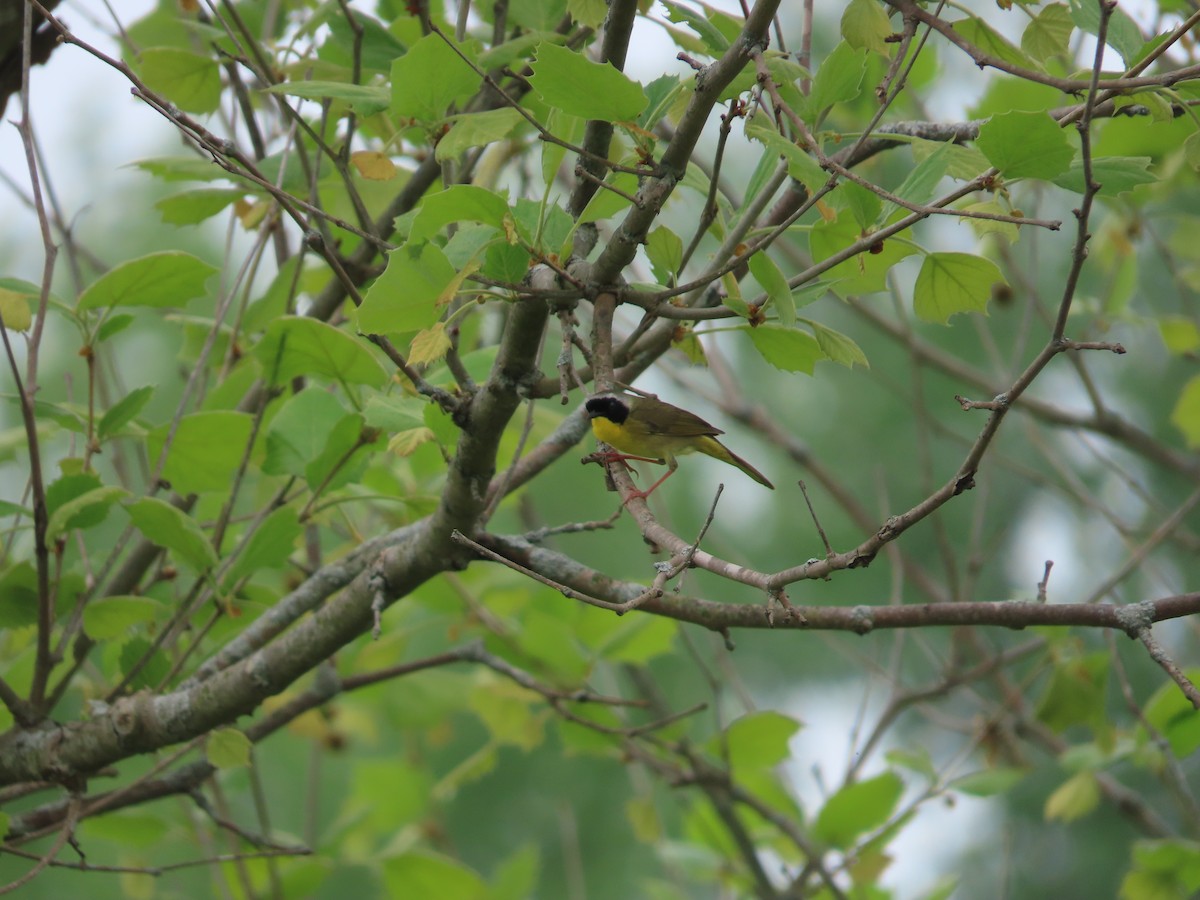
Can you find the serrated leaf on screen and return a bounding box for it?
[813,772,904,848]
[913,252,1004,323]
[529,42,647,122]
[841,0,894,55]
[358,242,458,335]
[1051,156,1157,197]
[436,108,525,162]
[83,596,162,640]
[953,17,1044,73]
[748,251,795,326]
[207,728,252,769]
[254,316,387,387]
[46,486,129,541]
[1022,4,1073,61]
[78,251,218,310]
[808,41,868,121]
[125,496,218,571]
[262,80,391,115]
[806,320,869,367]
[155,188,243,225]
[408,323,452,367]
[1068,0,1144,66]
[137,47,221,114]
[740,323,824,374]
[976,111,1073,180]
[410,186,511,242]
[879,139,952,222]
[809,214,917,296]
[99,386,155,440]
[391,33,481,121]
[745,113,828,193]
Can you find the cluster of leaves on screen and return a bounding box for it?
[2,0,1200,898]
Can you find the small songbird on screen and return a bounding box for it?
[585,393,774,499]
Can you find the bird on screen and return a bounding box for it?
[585,393,774,499]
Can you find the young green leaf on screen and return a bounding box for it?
[254,316,388,386]
[124,496,219,571]
[98,386,155,440]
[740,323,825,374]
[358,242,458,335]
[146,411,255,496]
[913,252,1005,323]
[529,42,647,122]
[137,47,221,114]
[813,771,904,848]
[390,33,482,121]
[77,251,218,310]
[976,111,1074,181]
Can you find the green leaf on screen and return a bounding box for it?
[484,242,531,283]
[410,186,511,242]
[808,42,868,121]
[976,111,1074,181]
[207,728,252,769]
[744,113,828,193]
[146,411,255,496]
[740,324,824,374]
[953,17,1043,73]
[124,496,218,571]
[0,289,32,332]
[529,42,647,122]
[97,313,135,343]
[839,180,882,231]
[363,395,426,432]
[1051,156,1157,197]
[911,136,989,181]
[391,33,481,121]
[77,251,218,310]
[646,227,683,286]
[381,851,487,900]
[253,316,387,387]
[719,712,802,770]
[131,155,234,183]
[261,80,391,115]
[748,252,795,326]
[809,213,917,296]
[1159,316,1200,356]
[841,0,894,55]
[0,563,38,627]
[492,844,540,900]
[951,767,1027,797]
[1068,0,1144,66]
[46,485,129,541]
[806,320,869,368]
[1022,4,1074,61]
[98,386,155,440]
[118,636,170,690]
[879,139,953,222]
[813,771,904,848]
[1122,840,1200,899]
[224,507,302,587]
[1171,374,1200,448]
[263,388,348,477]
[1045,770,1100,823]
[1143,672,1200,757]
[661,0,730,54]
[358,242,458,335]
[155,188,244,225]
[83,596,162,640]
[913,252,1005,323]
[1035,651,1109,733]
[304,412,377,492]
[137,47,222,114]
[578,172,641,224]
[436,108,525,162]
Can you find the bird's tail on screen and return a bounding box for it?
[699,437,774,489]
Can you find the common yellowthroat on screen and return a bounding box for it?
[585,393,774,498]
